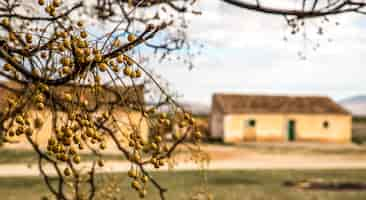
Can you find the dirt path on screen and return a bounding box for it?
[3,155,366,177]
[3,143,366,177]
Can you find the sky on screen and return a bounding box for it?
[5,0,365,105]
[148,1,366,105]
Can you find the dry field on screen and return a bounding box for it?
[2,170,366,200]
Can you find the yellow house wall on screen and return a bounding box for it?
[112,108,149,143]
[223,113,351,143]
[7,109,149,148]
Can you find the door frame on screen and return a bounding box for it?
[287,120,296,141]
[243,119,257,141]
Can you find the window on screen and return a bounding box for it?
[248,119,256,127]
[323,121,329,129]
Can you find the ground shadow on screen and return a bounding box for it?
[284,180,366,191]
[209,176,259,185]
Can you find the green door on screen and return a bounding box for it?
[288,120,296,141]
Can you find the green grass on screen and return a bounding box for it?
[2,170,366,200]
[0,149,125,164]
[353,117,366,123]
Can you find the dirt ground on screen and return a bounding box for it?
[3,142,366,177]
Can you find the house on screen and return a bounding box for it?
[0,82,149,146]
[210,94,352,143]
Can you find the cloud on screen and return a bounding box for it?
[80,0,363,105]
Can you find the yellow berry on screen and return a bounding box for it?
[15,116,24,125]
[130,71,137,78]
[184,113,191,120]
[193,131,202,139]
[112,39,121,47]
[34,117,44,129]
[64,129,73,138]
[151,142,158,150]
[45,5,55,14]
[97,159,104,167]
[77,20,84,27]
[173,132,180,140]
[98,63,108,72]
[25,33,32,43]
[126,57,133,65]
[8,32,17,42]
[99,142,106,150]
[94,53,102,62]
[64,168,71,176]
[16,127,24,136]
[112,65,119,72]
[75,48,84,57]
[2,18,9,26]
[53,0,62,7]
[63,39,71,49]
[159,159,165,166]
[189,117,195,125]
[131,180,141,190]
[69,147,77,155]
[95,75,101,83]
[35,94,44,102]
[85,127,94,137]
[135,69,142,78]
[117,54,124,63]
[63,137,72,146]
[25,127,33,136]
[84,48,91,56]
[64,93,72,102]
[162,144,169,152]
[32,68,40,77]
[127,34,136,42]
[77,39,86,48]
[141,175,148,183]
[3,63,12,71]
[139,189,147,198]
[48,137,56,146]
[8,130,15,137]
[41,196,49,200]
[36,102,45,110]
[123,66,132,76]
[73,155,81,164]
[62,66,71,74]
[60,57,71,66]
[128,169,137,178]
[154,135,162,143]
[38,0,45,6]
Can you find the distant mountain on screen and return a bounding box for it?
[339,96,366,116]
[147,101,210,116]
[177,101,210,116]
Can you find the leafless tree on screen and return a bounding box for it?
[0,0,203,200]
[222,0,366,18]
[1,0,361,199]
[221,0,364,57]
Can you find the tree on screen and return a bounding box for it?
[221,0,366,18]
[0,0,361,200]
[0,0,202,200]
[222,0,366,37]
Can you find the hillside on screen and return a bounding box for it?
[339,96,366,116]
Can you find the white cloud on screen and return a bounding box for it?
[148,1,366,104]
